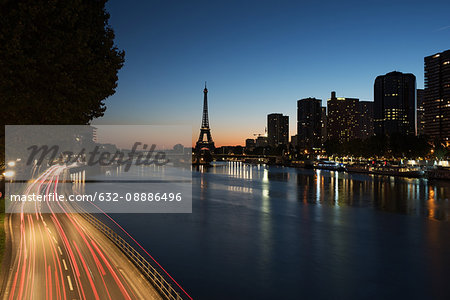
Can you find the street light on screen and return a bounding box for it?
[7,161,16,167]
[3,170,15,199]
[3,170,15,178]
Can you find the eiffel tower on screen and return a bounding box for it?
[195,82,215,151]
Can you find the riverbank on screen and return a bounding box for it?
[287,160,450,179]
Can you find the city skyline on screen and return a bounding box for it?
[92,0,450,146]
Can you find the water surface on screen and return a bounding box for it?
[111,163,450,299]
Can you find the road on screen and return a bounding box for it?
[2,165,163,300]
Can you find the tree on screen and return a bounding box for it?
[323,134,431,159]
[0,0,124,196]
[434,140,449,160]
[0,0,125,125]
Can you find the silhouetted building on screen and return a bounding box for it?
[417,89,425,136]
[320,107,327,144]
[374,71,416,136]
[267,113,289,147]
[245,138,256,151]
[256,136,268,148]
[290,135,298,148]
[359,101,374,139]
[173,144,184,153]
[297,98,322,149]
[424,50,450,142]
[327,91,360,142]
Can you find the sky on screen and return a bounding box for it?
[92,0,450,146]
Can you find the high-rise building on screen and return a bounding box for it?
[424,50,450,142]
[297,98,322,149]
[267,113,289,147]
[374,71,416,136]
[417,89,425,136]
[327,91,360,143]
[359,101,374,139]
[320,107,327,144]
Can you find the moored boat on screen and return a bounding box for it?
[369,166,424,178]
[314,161,346,171]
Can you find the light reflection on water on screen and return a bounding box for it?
[205,162,450,221]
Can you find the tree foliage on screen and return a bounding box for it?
[0,0,125,125]
[324,134,433,158]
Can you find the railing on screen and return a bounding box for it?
[81,212,186,300]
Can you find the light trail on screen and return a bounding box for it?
[4,165,164,300]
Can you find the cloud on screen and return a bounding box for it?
[436,25,450,31]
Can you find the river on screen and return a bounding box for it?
[110,162,450,299]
